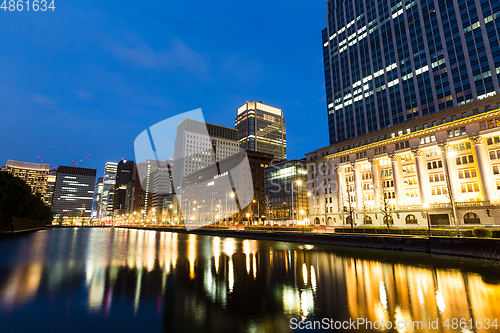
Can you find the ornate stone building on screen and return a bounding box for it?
[306,96,500,227]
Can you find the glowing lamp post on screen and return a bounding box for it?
[253,199,260,225]
[423,203,431,237]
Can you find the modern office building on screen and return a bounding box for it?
[236,101,287,159]
[245,150,277,222]
[121,159,171,219]
[91,177,104,218]
[52,166,96,218]
[2,160,50,197]
[173,119,239,192]
[112,159,134,215]
[306,97,500,226]
[99,162,118,218]
[151,166,173,213]
[322,0,500,144]
[181,151,253,225]
[264,159,309,224]
[43,169,57,207]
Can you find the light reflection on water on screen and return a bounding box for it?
[0,227,499,332]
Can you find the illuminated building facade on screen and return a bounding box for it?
[2,159,50,197]
[236,101,287,159]
[306,97,500,226]
[52,165,97,218]
[99,162,117,218]
[91,177,104,218]
[323,0,500,144]
[151,162,173,212]
[44,169,57,207]
[181,150,253,225]
[264,159,309,223]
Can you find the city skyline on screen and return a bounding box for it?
[0,1,328,177]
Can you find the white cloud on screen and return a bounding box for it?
[107,37,208,74]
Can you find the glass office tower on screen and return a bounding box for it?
[323,0,500,144]
[236,101,287,159]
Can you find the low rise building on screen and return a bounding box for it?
[264,159,309,225]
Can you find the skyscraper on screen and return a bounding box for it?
[91,177,104,218]
[323,0,500,144]
[100,162,118,218]
[112,159,134,215]
[235,101,287,159]
[52,166,96,218]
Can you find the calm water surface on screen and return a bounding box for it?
[0,227,499,333]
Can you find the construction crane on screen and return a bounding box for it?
[71,154,91,167]
[37,156,56,170]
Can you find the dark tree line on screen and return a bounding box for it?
[0,171,52,227]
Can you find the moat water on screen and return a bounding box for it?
[0,227,499,332]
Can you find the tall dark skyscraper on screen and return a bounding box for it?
[112,159,134,215]
[52,166,97,218]
[323,0,500,144]
[236,101,286,159]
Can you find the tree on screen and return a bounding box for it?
[345,184,355,228]
[380,181,393,229]
[0,171,52,229]
[322,200,328,226]
[264,196,271,224]
[338,188,346,226]
[361,196,370,225]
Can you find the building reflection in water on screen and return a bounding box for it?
[0,228,499,332]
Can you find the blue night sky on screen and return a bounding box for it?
[0,1,328,177]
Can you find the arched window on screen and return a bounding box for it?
[383,215,393,225]
[346,216,353,225]
[327,217,333,225]
[464,212,480,224]
[406,214,418,224]
[314,217,320,224]
[364,216,372,224]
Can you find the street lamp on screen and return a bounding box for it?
[253,199,260,225]
[423,203,431,237]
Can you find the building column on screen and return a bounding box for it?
[389,153,404,209]
[335,166,344,213]
[369,157,380,210]
[331,164,340,213]
[352,162,362,211]
[470,135,495,204]
[412,148,430,206]
[438,142,459,226]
